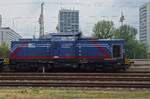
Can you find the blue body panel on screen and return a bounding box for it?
[10,32,125,63]
[10,39,51,59]
[52,41,76,58]
[78,39,124,59]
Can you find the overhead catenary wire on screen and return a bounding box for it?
[0,1,147,8]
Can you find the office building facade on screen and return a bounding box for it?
[139,3,150,51]
[0,27,22,48]
[58,9,79,33]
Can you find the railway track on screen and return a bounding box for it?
[0,72,150,88]
[0,81,149,88]
[131,59,150,66]
[1,72,150,76]
[127,59,150,72]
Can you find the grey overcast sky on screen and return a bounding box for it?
[0,0,149,38]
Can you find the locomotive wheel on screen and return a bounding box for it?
[80,64,96,72]
[1,65,10,72]
[120,65,128,72]
[30,67,38,72]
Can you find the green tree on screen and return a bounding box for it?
[93,20,115,39]
[114,25,137,40]
[0,43,10,58]
[148,52,150,59]
[114,25,147,59]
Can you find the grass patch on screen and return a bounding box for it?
[0,87,149,99]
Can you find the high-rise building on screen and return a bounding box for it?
[139,2,150,51]
[58,9,79,33]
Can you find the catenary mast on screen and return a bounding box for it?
[39,2,44,38]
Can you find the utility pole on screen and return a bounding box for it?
[119,12,125,26]
[119,11,125,39]
[39,2,44,38]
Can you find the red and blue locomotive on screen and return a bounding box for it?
[3,32,130,72]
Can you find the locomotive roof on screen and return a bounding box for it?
[80,38,124,41]
[50,32,81,36]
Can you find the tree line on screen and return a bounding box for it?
[93,20,150,59]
